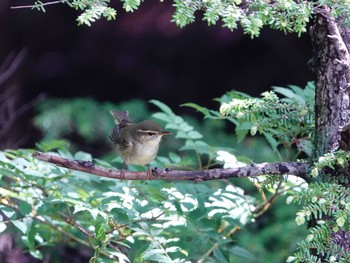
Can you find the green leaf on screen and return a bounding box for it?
[132,243,150,262]
[0,206,16,219]
[88,208,103,220]
[213,247,229,263]
[143,248,170,262]
[273,86,297,99]
[152,112,172,123]
[273,86,305,104]
[74,151,92,161]
[168,152,181,163]
[29,249,44,260]
[19,201,32,216]
[110,208,130,224]
[179,140,210,154]
[182,102,212,116]
[0,222,7,233]
[263,132,278,152]
[150,100,174,116]
[289,84,307,97]
[236,122,253,130]
[235,128,249,143]
[36,139,69,151]
[188,207,207,221]
[188,131,203,139]
[26,225,37,247]
[12,218,32,234]
[95,223,106,242]
[73,205,88,214]
[156,156,171,165]
[227,246,256,259]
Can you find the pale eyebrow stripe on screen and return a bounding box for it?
[137,130,158,133]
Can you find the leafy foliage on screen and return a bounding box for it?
[1,98,310,262]
[287,183,350,262]
[69,0,116,26]
[19,1,350,36]
[2,102,265,262]
[310,150,350,183]
[0,149,256,262]
[185,82,315,158]
[150,100,235,170]
[172,0,313,37]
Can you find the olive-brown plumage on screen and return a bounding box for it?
[109,110,170,178]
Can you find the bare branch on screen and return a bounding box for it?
[32,151,311,181]
[0,94,45,139]
[11,1,66,10]
[0,49,27,87]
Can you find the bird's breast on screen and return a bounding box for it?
[123,139,160,165]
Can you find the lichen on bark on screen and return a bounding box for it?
[310,8,350,157]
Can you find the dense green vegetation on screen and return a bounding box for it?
[1,87,313,262]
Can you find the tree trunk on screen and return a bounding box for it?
[308,7,350,259]
[310,7,350,158]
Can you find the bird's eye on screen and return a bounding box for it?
[148,132,156,136]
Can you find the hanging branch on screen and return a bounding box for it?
[32,151,311,181]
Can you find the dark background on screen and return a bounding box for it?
[1,0,313,148]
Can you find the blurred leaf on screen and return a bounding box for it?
[0,206,16,219]
[227,246,257,259]
[152,112,172,123]
[149,100,175,116]
[12,218,32,234]
[213,247,229,263]
[36,139,69,151]
[263,132,279,152]
[143,248,170,262]
[0,222,7,233]
[110,208,129,224]
[74,151,93,161]
[19,201,32,216]
[29,249,44,260]
[169,152,181,163]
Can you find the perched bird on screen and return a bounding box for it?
[109,110,171,179]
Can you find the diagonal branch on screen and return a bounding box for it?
[0,49,27,87]
[32,151,311,181]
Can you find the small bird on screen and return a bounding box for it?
[109,110,171,179]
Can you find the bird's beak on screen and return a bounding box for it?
[161,131,171,136]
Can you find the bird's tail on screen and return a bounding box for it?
[110,110,131,124]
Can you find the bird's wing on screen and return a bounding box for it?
[109,124,133,148]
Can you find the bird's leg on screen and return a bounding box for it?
[146,164,153,180]
[120,162,126,180]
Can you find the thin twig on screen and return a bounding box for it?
[11,1,66,10]
[58,212,95,237]
[253,179,283,217]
